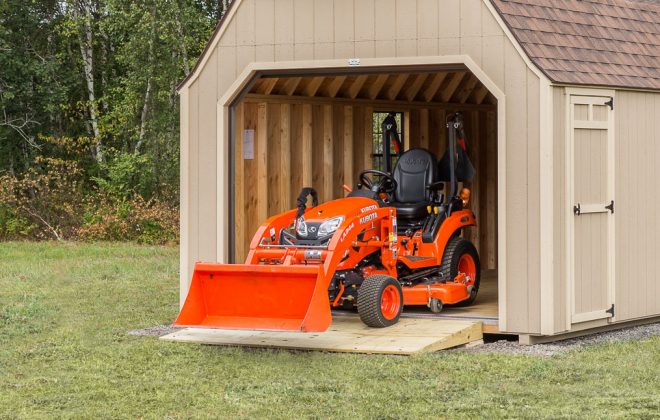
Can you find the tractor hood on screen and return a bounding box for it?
[284,197,382,244]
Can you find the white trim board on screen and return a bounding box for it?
[212,56,508,332]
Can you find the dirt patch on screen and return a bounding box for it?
[128,325,182,337]
[462,322,660,357]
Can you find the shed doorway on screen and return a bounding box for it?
[228,66,500,331]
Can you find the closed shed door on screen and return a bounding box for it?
[568,93,615,324]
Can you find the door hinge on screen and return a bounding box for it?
[573,203,581,216]
[606,304,615,317]
[605,200,614,214]
[605,97,614,110]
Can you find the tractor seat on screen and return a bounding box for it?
[389,148,438,220]
[389,201,430,219]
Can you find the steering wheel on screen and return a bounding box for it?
[359,169,398,194]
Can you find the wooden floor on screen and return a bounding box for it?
[161,317,483,355]
[336,270,500,333]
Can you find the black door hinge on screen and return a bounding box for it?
[606,304,615,317]
[605,97,614,110]
[573,203,581,216]
[605,200,614,214]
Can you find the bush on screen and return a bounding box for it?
[0,157,85,240]
[77,194,178,245]
[0,144,178,244]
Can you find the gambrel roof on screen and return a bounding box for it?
[492,0,660,90]
[179,0,660,91]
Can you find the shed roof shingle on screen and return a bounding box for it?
[491,0,660,90]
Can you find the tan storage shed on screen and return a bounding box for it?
[177,0,660,342]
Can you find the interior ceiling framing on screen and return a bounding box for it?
[248,71,497,106]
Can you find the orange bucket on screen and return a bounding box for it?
[174,263,332,332]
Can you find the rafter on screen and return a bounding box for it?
[456,75,480,104]
[423,72,448,102]
[304,77,325,97]
[367,74,389,100]
[471,84,490,104]
[386,74,409,100]
[325,76,347,98]
[259,77,279,95]
[283,77,302,96]
[440,72,467,103]
[347,75,368,99]
[404,74,429,102]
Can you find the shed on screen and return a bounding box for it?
[177,0,660,342]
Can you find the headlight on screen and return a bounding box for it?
[318,216,344,237]
[296,217,308,237]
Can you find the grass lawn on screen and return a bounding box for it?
[1,242,658,418]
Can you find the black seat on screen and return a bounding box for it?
[390,148,438,219]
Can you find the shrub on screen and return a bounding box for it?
[0,157,85,240]
[77,194,178,245]
[0,143,179,244]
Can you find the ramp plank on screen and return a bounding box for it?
[161,317,482,355]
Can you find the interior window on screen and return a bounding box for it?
[371,111,404,172]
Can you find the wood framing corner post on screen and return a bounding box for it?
[217,103,230,264]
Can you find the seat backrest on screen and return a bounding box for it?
[392,148,438,203]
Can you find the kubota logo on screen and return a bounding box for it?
[360,205,378,213]
[360,212,377,224]
[405,158,425,165]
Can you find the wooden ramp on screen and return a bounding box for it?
[161,316,482,355]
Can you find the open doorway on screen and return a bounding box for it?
[230,67,500,331]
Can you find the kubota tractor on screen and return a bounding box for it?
[175,112,480,332]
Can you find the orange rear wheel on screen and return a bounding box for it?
[440,237,481,306]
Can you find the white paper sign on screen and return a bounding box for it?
[243,129,254,160]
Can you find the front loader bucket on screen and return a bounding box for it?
[174,263,332,332]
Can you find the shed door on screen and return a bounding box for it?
[568,94,615,324]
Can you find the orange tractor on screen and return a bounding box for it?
[175,112,480,332]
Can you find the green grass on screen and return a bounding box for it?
[1,242,658,419]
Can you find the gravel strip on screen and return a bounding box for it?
[461,322,660,357]
[128,325,183,337]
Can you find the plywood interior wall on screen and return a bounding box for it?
[233,98,498,268]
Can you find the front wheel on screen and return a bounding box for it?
[357,275,403,328]
[439,237,481,306]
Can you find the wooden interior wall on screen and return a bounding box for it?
[233,100,498,269]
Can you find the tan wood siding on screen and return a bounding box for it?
[614,91,660,321]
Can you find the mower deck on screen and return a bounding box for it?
[161,317,483,355]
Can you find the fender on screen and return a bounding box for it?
[435,209,476,259]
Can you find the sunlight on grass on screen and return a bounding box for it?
[1,242,658,418]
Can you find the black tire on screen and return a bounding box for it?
[357,275,403,328]
[439,237,481,306]
[429,298,443,313]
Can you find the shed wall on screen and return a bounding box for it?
[552,87,660,333]
[180,0,543,333]
[614,90,660,321]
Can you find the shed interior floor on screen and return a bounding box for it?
[333,269,500,332]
